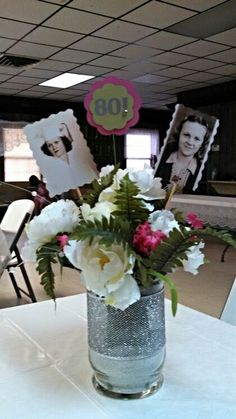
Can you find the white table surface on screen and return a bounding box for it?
[0,293,235,419]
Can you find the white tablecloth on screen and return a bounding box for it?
[0,294,235,419]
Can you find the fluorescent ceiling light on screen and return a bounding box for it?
[39,73,95,88]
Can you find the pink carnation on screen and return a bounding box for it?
[186,212,204,229]
[56,234,69,250]
[133,221,166,255]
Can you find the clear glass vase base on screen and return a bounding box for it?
[92,374,164,400]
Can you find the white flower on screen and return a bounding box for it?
[21,200,80,261]
[149,209,179,235]
[64,240,139,310]
[128,166,166,201]
[80,201,116,222]
[182,242,205,275]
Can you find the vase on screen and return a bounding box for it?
[87,282,166,399]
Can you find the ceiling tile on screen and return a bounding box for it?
[0,65,23,75]
[122,1,196,29]
[208,75,235,84]
[112,44,161,58]
[44,8,112,34]
[43,92,76,100]
[0,87,20,94]
[157,67,196,78]
[20,68,61,79]
[0,0,59,24]
[159,78,194,87]
[23,27,83,47]
[182,72,220,82]
[0,81,33,89]
[26,85,60,93]
[35,59,77,72]
[206,64,236,76]
[207,27,236,47]
[50,49,100,64]
[0,18,35,39]
[208,48,236,63]
[7,41,60,59]
[0,74,12,82]
[93,21,156,42]
[70,36,126,53]
[137,31,196,50]
[163,0,225,12]
[174,40,229,57]
[150,51,195,65]
[179,58,224,70]
[71,64,111,76]
[0,38,17,51]
[88,55,132,68]
[69,0,147,17]
[123,61,166,73]
[132,74,170,84]
[167,0,236,38]
[8,75,44,84]
[16,90,48,97]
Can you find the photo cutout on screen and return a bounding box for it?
[154,104,219,194]
[24,109,98,197]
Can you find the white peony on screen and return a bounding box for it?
[80,201,116,222]
[64,240,140,310]
[98,164,165,203]
[149,209,179,235]
[182,242,205,275]
[21,200,80,261]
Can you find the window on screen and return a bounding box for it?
[1,123,40,181]
[125,129,159,170]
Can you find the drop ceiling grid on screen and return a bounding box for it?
[0,0,234,108]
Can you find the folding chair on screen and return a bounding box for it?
[220,278,236,326]
[0,199,37,303]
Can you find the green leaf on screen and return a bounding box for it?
[113,174,149,227]
[36,242,60,300]
[149,270,178,316]
[73,216,132,248]
[80,164,120,207]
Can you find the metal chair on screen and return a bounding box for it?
[0,199,37,303]
[220,278,236,326]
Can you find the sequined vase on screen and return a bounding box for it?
[87,282,166,399]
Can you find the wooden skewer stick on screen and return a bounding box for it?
[165,183,177,210]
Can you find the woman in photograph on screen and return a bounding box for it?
[41,123,72,164]
[155,114,209,193]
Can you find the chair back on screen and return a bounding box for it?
[0,199,35,234]
[220,278,236,326]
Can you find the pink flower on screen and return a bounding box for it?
[57,234,69,250]
[186,212,204,229]
[133,221,166,255]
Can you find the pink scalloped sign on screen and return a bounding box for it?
[84,76,141,135]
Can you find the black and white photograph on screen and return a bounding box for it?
[24,109,98,197]
[155,104,219,193]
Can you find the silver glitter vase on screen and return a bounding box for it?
[87,283,165,399]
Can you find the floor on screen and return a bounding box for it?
[0,238,235,319]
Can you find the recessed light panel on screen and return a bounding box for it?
[39,72,94,88]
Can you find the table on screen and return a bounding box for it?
[0,294,235,419]
[171,194,236,229]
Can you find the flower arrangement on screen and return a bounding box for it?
[22,165,236,315]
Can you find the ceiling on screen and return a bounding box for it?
[0,0,235,110]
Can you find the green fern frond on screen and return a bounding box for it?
[143,227,198,273]
[113,174,149,226]
[80,164,120,207]
[36,242,59,300]
[73,216,132,247]
[190,226,236,248]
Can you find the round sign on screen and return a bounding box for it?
[84,76,141,135]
